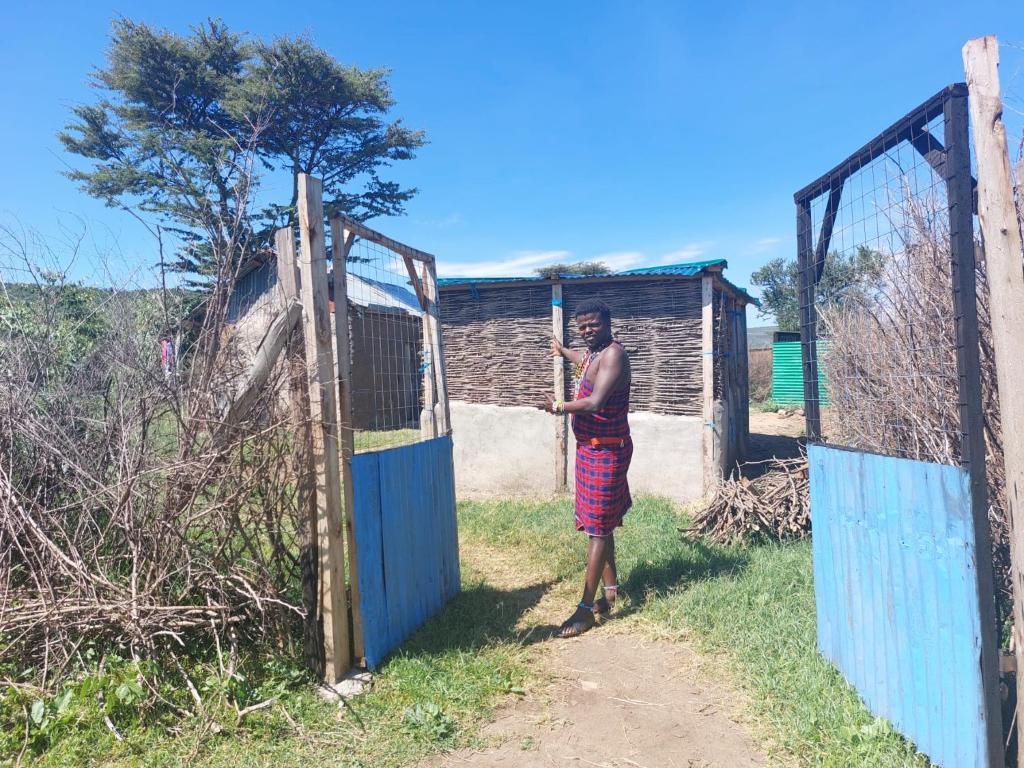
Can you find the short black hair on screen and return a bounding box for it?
[574,299,611,323]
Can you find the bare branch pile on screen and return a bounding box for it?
[685,455,810,545]
[0,225,311,690]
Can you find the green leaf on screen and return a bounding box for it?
[30,699,45,725]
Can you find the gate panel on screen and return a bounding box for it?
[810,444,990,766]
[352,435,460,669]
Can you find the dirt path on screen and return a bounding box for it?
[427,546,767,768]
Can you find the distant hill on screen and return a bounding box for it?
[747,325,779,350]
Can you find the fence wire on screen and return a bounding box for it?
[331,228,431,454]
[798,106,967,464]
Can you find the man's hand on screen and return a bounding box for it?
[550,335,563,358]
[538,393,556,413]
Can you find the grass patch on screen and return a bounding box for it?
[2,565,531,768]
[458,495,929,767]
[354,428,422,453]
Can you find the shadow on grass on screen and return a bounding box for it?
[615,539,750,619]
[397,578,557,658]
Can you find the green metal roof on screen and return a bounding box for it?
[437,258,758,305]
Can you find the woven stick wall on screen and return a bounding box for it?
[440,284,552,406]
[440,278,704,415]
[563,281,702,416]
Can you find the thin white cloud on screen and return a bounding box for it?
[436,249,571,278]
[657,242,712,265]
[591,251,646,271]
[747,237,783,255]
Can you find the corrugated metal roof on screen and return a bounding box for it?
[437,258,759,305]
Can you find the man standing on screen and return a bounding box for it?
[541,299,632,637]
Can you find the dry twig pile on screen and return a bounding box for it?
[685,455,810,545]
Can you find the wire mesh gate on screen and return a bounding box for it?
[279,174,459,682]
[796,85,1004,766]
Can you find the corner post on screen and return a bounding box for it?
[296,173,352,683]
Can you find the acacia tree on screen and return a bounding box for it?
[60,18,425,284]
[751,246,883,331]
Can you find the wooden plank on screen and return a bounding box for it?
[423,260,452,435]
[420,262,439,438]
[401,254,427,311]
[296,173,351,683]
[701,275,715,492]
[329,216,365,666]
[552,283,567,491]
[275,227,323,678]
[334,213,435,263]
[221,300,301,428]
[945,72,1005,768]
[796,199,822,441]
[964,35,1024,767]
[794,84,961,204]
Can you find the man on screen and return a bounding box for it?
[541,299,632,637]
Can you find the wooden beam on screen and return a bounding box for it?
[813,183,843,282]
[221,300,301,428]
[401,254,427,311]
[421,260,451,435]
[333,213,435,264]
[965,36,1024,767]
[701,275,715,492]
[420,260,439,439]
[296,174,351,683]
[275,227,323,678]
[552,283,567,491]
[329,216,364,666]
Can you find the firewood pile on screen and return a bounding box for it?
[684,455,810,545]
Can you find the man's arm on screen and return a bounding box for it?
[561,345,624,414]
[552,335,584,365]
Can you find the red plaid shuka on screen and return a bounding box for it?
[572,342,632,536]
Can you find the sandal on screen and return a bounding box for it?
[557,602,596,638]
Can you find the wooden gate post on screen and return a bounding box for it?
[423,260,451,436]
[329,216,365,665]
[275,227,325,677]
[965,35,1024,764]
[552,283,567,491]
[701,275,715,493]
[296,173,352,682]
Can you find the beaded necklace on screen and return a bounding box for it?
[573,339,613,400]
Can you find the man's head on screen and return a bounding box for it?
[574,300,612,350]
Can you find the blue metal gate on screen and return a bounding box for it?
[352,436,460,669]
[796,85,1003,766]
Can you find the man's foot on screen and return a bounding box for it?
[557,604,596,638]
[593,586,617,616]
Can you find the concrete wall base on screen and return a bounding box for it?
[450,401,704,505]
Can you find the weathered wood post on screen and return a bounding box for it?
[552,282,567,491]
[328,215,365,665]
[701,274,715,492]
[423,259,451,436]
[965,35,1024,764]
[275,227,324,677]
[296,173,351,682]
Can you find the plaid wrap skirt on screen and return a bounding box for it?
[574,438,633,536]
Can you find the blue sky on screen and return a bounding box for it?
[2,1,1022,325]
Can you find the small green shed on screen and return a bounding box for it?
[771,332,829,406]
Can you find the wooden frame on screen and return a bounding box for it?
[296,174,352,683]
[793,84,1004,766]
[964,36,1024,766]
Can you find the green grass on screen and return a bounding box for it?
[458,495,929,767]
[1,565,531,768]
[5,494,929,767]
[354,428,421,453]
